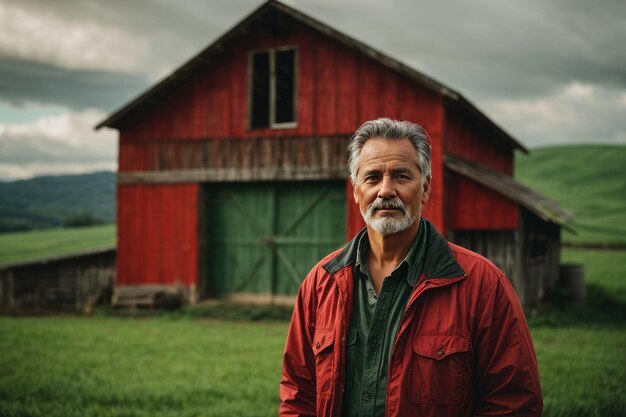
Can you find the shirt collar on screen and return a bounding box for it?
[354,218,427,287]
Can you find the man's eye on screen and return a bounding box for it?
[364,175,379,182]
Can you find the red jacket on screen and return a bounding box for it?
[280,221,542,417]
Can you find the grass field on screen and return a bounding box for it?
[1,248,625,417]
[529,248,626,417]
[516,145,626,247]
[0,318,288,417]
[0,224,115,267]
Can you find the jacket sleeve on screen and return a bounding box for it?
[279,275,317,417]
[472,274,543,416]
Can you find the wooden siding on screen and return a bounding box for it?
[448,230,526,306]
[117,22,444,146]
[0,249,115,312]
[345,179,365,240]
[116,184,199,291]
[446,172,519,230]
[449,207,561,310]
[518,207,561,306]
[446,155,573,227]
[444,111,513,175]
[449,230,517,283]
[118,136,349,178]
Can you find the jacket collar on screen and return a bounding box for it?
[322,218,464,280]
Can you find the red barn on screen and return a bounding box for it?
[97,0,571,308]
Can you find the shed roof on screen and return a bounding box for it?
[445,155,574,227]
[96,1,527,152]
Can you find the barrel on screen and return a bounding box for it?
[559,263,586,303]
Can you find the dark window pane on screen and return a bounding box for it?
[251,52,270,128]
[275,50,295,124]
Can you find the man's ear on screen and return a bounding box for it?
[352,181,359,204]
[421,176,432,205]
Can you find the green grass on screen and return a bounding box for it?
[527,248,626,417]
[516,145,626,247]
[532,325,625,416]
[0,224,115,267]
[1,248,624,416]
[0,318,287,417]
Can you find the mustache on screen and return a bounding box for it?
[367,197,407,213]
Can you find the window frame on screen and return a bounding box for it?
[248,46,298,130]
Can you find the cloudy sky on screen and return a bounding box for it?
[0,0,625,180]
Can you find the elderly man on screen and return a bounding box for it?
[280,118,542,417]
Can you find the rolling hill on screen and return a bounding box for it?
[0,171,115,232]
[515,145,626,247]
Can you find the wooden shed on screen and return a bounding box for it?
[0,248,115,312]
[97,0,571,308]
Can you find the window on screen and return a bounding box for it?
[250,47,296,129]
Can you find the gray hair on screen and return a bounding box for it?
[348,118,431,185]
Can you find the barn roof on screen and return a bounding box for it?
[95,1,527,152]
[445,155,574,227]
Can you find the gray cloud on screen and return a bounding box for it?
[0,56,149,112]
[0,109,116,179]
[5,0,257,78]
[4,0,625,106]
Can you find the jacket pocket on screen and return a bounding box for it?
[313,328,335,394]
[344,328,358,392]
[408,334,471,405]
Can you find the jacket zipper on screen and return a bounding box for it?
[334,279,349,416]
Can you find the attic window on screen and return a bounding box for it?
[249,47,297,129]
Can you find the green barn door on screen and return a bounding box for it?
[205,181,345,298]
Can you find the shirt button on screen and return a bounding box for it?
[363,392,371,402]
[437,349,445,356]
[316,342,321,349]
[372,337,379,346]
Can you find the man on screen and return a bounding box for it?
[280,118,542,417]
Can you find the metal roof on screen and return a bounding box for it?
[445,155,574,227]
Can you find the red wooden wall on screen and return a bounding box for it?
[118,25,442,156]
[116,184,199,287]
[444,112,513,175]
[118,28,443,145]
[445,175,518,230]
[443,111,518,231]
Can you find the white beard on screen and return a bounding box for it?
[362,197,418,235]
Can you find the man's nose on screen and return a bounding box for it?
[377,174,396,199]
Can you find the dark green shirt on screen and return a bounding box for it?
[342,218,428,417]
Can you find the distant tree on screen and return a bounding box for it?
[0,171,115,232]
[0,219,35,233]
[63,213,105,228]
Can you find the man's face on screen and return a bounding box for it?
[353,137,430,235]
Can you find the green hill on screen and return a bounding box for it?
[0,225,115,267]
[515,145,626,247]
[0,171,115,232]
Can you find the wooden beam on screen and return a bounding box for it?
[118,166,348,184]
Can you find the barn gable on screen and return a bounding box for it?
[97,0,524,151]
